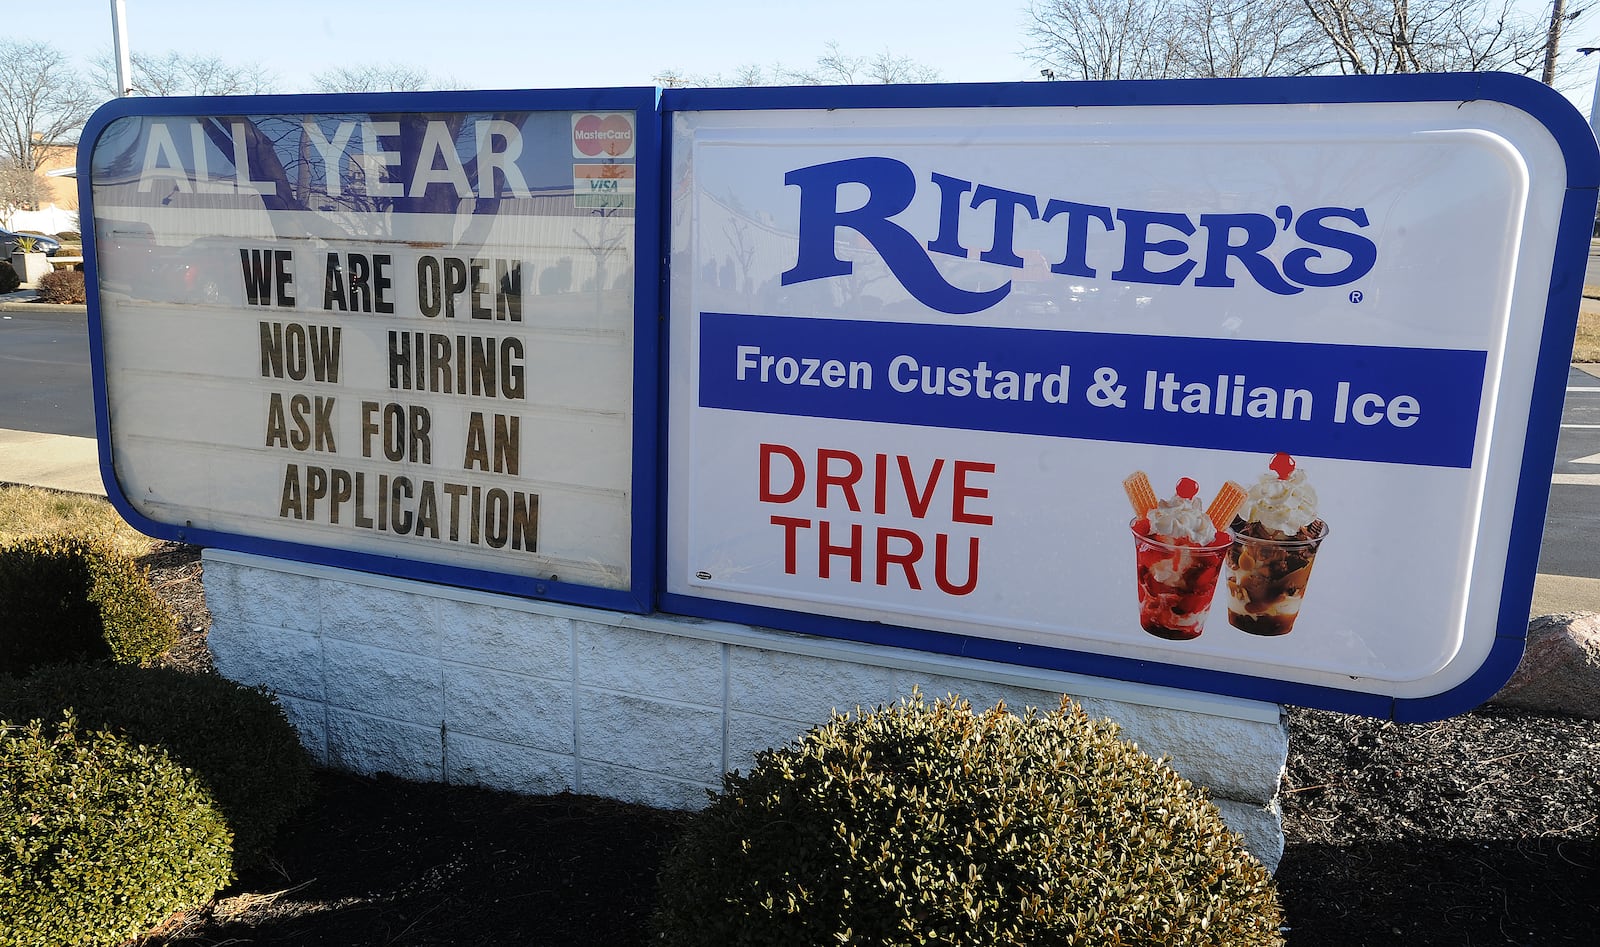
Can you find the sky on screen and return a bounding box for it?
[50,0,1042,90]
[29,0,1600,117]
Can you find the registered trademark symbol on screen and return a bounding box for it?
[1349,290,1364,304]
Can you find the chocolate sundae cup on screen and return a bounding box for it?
[1224,519,1328,636]
[1223,452,1327,636]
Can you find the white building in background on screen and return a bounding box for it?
[4,143,80,235]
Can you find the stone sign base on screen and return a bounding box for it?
[203,549,1288,870]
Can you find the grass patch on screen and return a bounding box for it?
[1575,311,1600,364]
[0,485,154,558]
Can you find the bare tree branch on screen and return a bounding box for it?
[1025,0,1556,79]
[0,41,98,170]
[1175,0,1323,76]
[1025,0,1187,80]
[89,50,279,97]
[1299,0,1548,76]
[658,43,938,87]
[0,158,44,216]
[309,64,462,93]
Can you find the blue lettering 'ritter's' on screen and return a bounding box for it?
[780,156,1378,316]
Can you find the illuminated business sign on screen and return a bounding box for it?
[661,75,1598,719]
[81,90,659,611]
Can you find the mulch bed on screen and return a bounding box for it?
[135,543,1599,946]
[1276,706,1598,945]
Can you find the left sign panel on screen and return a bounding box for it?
[79,91,660,612]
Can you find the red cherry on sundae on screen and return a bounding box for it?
[1268,452,1296,480]
[1175,477,1199,500]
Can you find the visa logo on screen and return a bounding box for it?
[589,179,619,191]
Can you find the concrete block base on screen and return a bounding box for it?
[203,550,1288,870]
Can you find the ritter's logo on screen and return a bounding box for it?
[780,156,1377,316]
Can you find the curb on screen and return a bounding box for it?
[0,290,86,315]
[0,303,87,316]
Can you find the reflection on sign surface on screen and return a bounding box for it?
[85,93,656,610]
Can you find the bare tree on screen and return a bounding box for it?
[657,43,939,87]
[89,50,278,97]
[309,63,461,93]
[725,63,775,87]
[1026,0,1557,79]
[656,64,777,87]
[789,42,942,84]
[1300,0,1548,75]
[0,158,43,216]
[1025,0,1187,80]
[1174,0,1322,77]
[0,41,98,171]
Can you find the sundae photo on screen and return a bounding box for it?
[1224,452,1330,636]
[1125,472,1246,640]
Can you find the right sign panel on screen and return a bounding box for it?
[662,75,1599,720]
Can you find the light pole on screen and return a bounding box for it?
[110,0,132,96]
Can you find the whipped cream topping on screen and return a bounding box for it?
[1242,469,1319,536]
[1146,495,1217,544]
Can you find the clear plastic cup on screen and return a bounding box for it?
[1224,522,1329,636]
[1130,520,1232,641]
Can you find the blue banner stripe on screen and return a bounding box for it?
[700,312,1485,468]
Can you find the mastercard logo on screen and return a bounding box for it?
[573,113,635,158]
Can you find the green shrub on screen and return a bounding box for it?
[0,533,177,675]
[0,663,314,866]
[0,713,234,947]
[53,231,80,243]
[654,693,1284,947]
[35,267,85,303]
[0,261,18,294]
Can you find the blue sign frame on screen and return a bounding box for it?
[659,73,1599,722]
[79,87,662,614]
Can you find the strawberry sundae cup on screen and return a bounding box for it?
[1125,472,1245,641]
[1225,452,1329,636]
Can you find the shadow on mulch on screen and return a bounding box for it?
[151,771,691,947]
[1278,837,1597,946]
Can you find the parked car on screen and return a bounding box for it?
[0,228,61,257]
